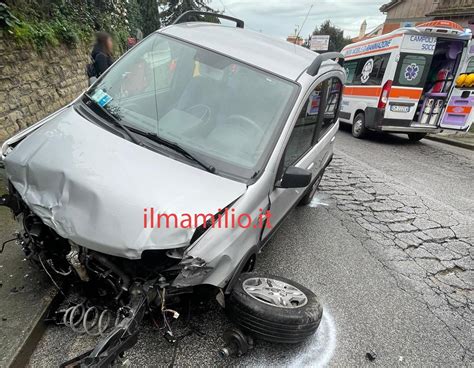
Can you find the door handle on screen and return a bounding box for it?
[330,136,336,143]
[307,162,314,170]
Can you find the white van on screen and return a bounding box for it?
[340,20,473,140]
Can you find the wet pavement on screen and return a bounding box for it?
[4,129,474,367]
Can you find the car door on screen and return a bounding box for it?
[261,75,342,240]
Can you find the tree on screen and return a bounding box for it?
[140,0,161,37]
[127,0,143,38]
[159,0,214,26]
[312,20,352,52]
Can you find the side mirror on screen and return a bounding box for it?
[280,166,311,188]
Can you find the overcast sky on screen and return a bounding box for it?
[209,0,387,39]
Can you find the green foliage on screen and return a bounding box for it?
[10,20,58,49]
[2,0,217,51]
[127,0,143,38]
[312,20,352,53]
[141,0,161,37]
[2,0,130,52]
[0,2,21,34]
[160,0,214,26]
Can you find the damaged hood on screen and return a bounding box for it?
[4,106,247,259]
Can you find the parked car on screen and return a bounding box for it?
[340,20,473,141]
[1,11,345,365]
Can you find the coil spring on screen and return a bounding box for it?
[62,303,118,336]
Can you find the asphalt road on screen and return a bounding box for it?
[27,128,474,367]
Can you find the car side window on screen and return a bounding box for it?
[321,78,343,136]
[282,77,342,171]
[283,83,323,169]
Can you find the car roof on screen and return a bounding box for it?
[160,22,318,81]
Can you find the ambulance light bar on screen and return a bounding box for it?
[416,20,464,35]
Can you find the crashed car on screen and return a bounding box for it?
[1,11,345,366]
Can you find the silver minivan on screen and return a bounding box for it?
[1,12,345,365]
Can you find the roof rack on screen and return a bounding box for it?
[173,10,244,29]
[306,52,344,76]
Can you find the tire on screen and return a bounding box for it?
[298,174,322,206]
[407,133,426,142]
[352,112,367,139]
[227,273,323,344]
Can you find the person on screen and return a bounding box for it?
[88,32,114,84]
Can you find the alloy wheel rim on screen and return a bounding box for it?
[242,277,308,308]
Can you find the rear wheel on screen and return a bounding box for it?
[352,113,367,139]
[227,273,323,344]
[407,133,426,142]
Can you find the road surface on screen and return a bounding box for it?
[26,128,474,367]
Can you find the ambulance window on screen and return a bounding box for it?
[466,58,474,73]
[344,61,358,84]
[346,54,390,86]
[371,54,390,84]
[396,54,430,87]
[353,54,390,85]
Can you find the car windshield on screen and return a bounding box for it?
[86,33,297,180]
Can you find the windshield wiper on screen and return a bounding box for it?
[129,128,216,174]
[84,94,141,146]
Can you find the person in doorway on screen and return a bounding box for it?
[91,32,114,77]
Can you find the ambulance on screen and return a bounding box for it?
[339,20,474,141]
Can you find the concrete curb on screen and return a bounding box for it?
[425,135,474,151]
[8,291,59,368]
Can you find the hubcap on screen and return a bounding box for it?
[242,277,308,308]
[353,119,363,135]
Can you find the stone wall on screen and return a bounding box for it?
[0,35,90,142]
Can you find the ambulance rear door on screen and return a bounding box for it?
[439,40,474,131]
[384,35,436,122]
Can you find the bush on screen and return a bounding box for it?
[51,18,80,46]
[2,0,130,52]
[0,2,21,34]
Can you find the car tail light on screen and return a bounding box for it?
[378,80,392,109]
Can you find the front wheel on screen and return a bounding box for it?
[352,113,367,139]
[407,133,427,142]
[227,273,323,344]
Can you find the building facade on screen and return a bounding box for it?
[427,0,474,30]
[380,0,474,34]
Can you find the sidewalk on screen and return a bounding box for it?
[0,169,56,368]
[426,131,474,150]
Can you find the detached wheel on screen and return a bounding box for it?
[407,133,426,142]
[298,174,322,206]
[352,112,367,139]
[227,273,323,344]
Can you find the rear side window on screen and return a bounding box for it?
[283,83,323,169]
[344,53,390,86]
[282,77,342,170]
[395,53,432,87]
